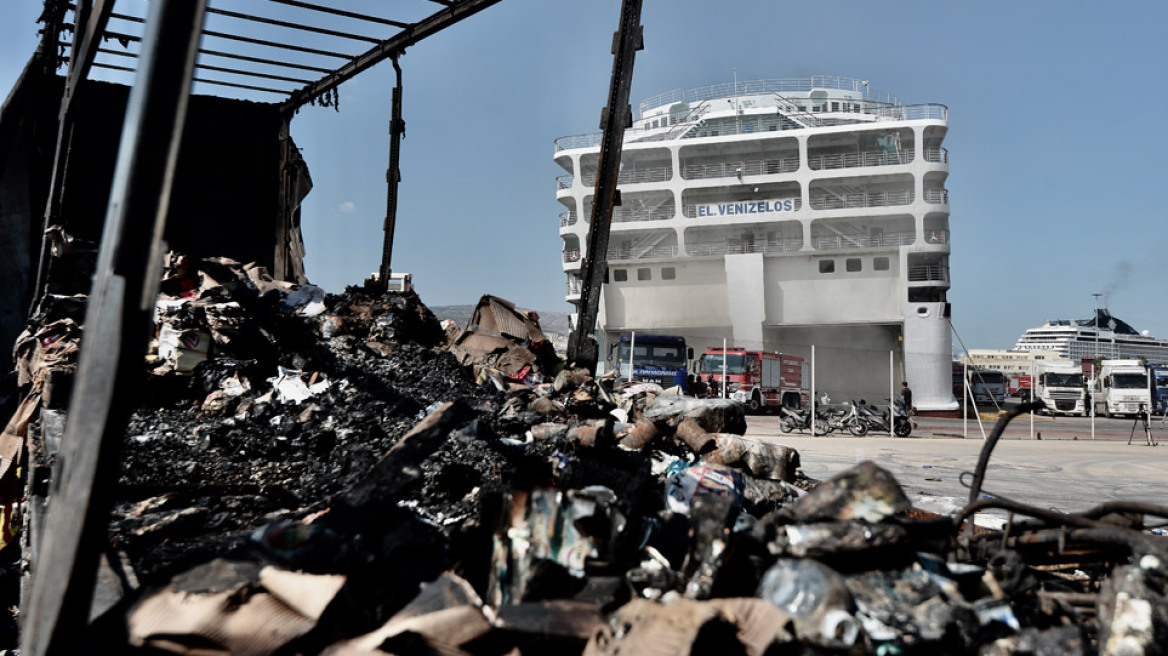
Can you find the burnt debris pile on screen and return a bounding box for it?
[3,258,1168,655]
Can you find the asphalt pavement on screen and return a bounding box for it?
[743,404,1168,526]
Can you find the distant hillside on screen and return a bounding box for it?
[430,304,572,354]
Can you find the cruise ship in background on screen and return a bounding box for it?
[1013,309,1168,364]
[554,76,958,410]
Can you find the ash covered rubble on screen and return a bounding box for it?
[3,258,1168,655]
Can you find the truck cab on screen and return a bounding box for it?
[1147,364,1168,415]
[1034,360,1085,416]
[617,334,692,390]
[1094,359,1152,417]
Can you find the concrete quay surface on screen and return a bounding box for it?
[744,411,1168,522]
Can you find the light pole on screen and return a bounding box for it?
[1092,292,1102,363]
[1091,292,1102,439]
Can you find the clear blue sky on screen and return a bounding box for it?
[4,0,1167,350]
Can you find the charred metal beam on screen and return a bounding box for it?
[195,61,313,85]
[192,76,293,95]
[268,0,411,28]
[22,1,207,652]
[200,26,354,59]
[107,15,356,60]
[28,0,117,313]
[966,401,1047,506]
[1012,527,1168,560]
[566,0,644,369]
[957,498,1112,531]
[1077,502,1168,522]
[378,57,405,288]
[92,52,297,94]
[90,61,134,73]
[205,6,384,44]
[64,0,115,107]
[280,0,502,113]
[196,46,333,74]
[33,0,70,75]
[67,39,336,75]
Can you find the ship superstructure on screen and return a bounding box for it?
[554,76,956,410]
[1014,309,1168,364]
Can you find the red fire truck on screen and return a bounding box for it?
[696,347,809,412]
[1007,374,1033,399]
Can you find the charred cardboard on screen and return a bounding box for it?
[323,574,490,656]
[127,559,345,656]
[446,295,555,378]
[584,598,778,656]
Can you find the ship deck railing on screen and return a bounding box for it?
[639,76,901,114]
[610,206,674,223]
[810,149,913,170]
[561,148,947,191]
[577,165,673,187]
[811,231,917,250]
[908,264,949,282]
[923,188,949,204]
[686,239,805,256]
[554,104,947,152]
[606,245,679,260]
[810,190,914,210]
[925,147,949,163]
[682,158,799,180]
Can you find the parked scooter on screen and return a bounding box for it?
[778,404,829,435]
[855,398,913,437]
[822,401,868,436]
[854,399,889,433]
[892,397,914,437]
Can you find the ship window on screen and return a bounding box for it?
[846,258,861,272]
[711,130,719,137]
[637,268,651,281]
[874,257,890,271]
[909,288,945,302]
[819,260,835,274]
[832,102,839,111]
[613,269,628,282]
[662,267,676,280]
[769,125,777,131]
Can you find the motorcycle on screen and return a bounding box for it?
[778,404,829,435]
[892,397,914,437]
[855,398,913,437]
[855,399,889,433]
[822,401,868,436]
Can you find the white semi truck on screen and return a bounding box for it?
[1034,359,1085,416]
[1093,359,1152,417]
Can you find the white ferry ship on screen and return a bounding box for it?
[554,75,957,410]
[1014,309,1168,364]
